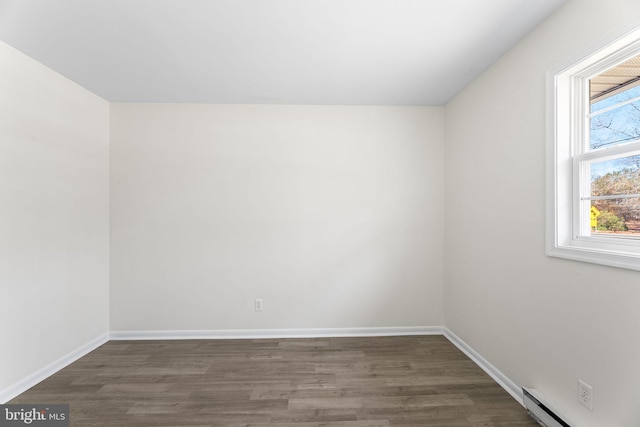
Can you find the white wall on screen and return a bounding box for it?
[0,41,110,396]
[110,104,444,332]
[445,1,640,426]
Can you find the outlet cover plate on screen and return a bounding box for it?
[578,379,593,410]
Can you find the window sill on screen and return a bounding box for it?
[546,242,640,271]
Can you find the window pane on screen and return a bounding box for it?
[591,199,640,236]
[590,101,640,149]
[591,84,640,113]
[590,156,640,236]
[591,155,640,192]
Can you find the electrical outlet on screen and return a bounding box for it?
[254,299,263,311]
[577,379,593,410]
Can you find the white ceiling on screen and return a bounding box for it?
[0,0,567,105]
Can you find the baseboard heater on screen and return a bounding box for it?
[523,388,571,427]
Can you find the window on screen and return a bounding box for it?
[547,25,640,270]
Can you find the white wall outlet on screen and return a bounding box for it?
[254,299,263,311]
[577,379,593,410]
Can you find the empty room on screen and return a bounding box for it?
[1,0,640,426]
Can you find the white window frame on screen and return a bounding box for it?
[547,23,640,271]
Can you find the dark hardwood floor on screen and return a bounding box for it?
[10,335,538,426]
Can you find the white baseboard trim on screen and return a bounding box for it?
[110,326,444,340]
[443,328,523,406]
[0,332,110,404]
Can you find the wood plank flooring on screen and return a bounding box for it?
[10,335,538,426]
